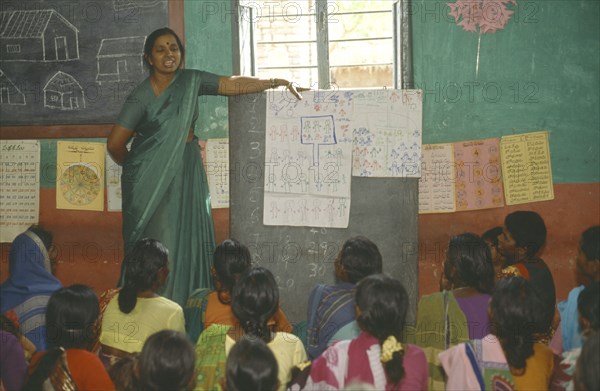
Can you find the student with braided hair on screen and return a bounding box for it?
[302,274,428,390]
[193,267,306,391]
[99,238,184,365]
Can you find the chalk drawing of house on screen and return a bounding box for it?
[44,71,85,110]
[0,9,79,62]
[96,36,145,84]
[0,68,26,105]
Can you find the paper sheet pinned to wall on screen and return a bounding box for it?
[205,138,230,209]
[0,140,40,242]
[56,141,105,211]
[501,131,554,205]
[454,138,504,211]
[419,143,456,214]
[106,151,122,212]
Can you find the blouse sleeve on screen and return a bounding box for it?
[198,71,222,96]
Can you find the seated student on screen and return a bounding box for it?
[497,210,556,339]
[0,329,27,391]
[138,330,196,391]
[184,239,291,343]
[482,226,506,279]
[440,277,554,391]
[0,225,62,351]
[194,267,306,391]
[411,233,494,391]
[306,236,382,359]
[108,354,138,391]
[554,226,600,353]
[551,281,600,391]
[574,331,600,391]
[24,285,114,390]
[100,238,185,364]
[302,274,428,390]
[225,336,279,391]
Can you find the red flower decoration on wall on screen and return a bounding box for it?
[448,0,517,33]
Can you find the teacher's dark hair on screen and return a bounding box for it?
[143,27,185,71]
[213,239,252,305]
[119,238,169,314]
[356,274,409,385]
[231,267,279,343]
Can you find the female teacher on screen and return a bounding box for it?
[107,27,305,306]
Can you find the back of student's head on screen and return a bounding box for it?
[505,211,547,257]
[231,267,279,343]
[109,354,139,391]
[575,331,600,391]
[356,274,408,385]
[482,226,503,247]
[213,239,252,304]
[490,277,543,371]
[25,284,99,389]
[581,226,600,262]
[226,336,279,391]
[578,281,600,332]
[119,238,169,313]
[445,233,494,293]
[337,236,383,283]
[46,284,99,349]
[138,330,195,391]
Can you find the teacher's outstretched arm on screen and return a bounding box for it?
[218,76,309,100]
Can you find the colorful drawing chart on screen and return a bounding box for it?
[352,89,422,177]
[0,140,40,242]
[419,143,456,214]
[453,138,504,211]
[57,141,105,211]
[501,131,554,205]
[205,138,229,209]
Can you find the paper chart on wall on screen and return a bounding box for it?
[264,90,354,228]
[106,151,122,212]
[56,141,105,211]
[419,143,456,213]
[205,138,230,209]
[0,140,40,242]
[500,131,554,205]
[454,138,504,211]
[352,89,423,177]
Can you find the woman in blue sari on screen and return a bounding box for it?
[0,226,62,351]
[107,28,306,306]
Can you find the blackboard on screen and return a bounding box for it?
[0,0,168,126]
[229,93,419,324]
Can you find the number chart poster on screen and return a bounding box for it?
[56,141,105,211]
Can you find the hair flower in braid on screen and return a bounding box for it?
[380,335,403,363]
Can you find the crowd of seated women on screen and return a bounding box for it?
[1,214,598,390]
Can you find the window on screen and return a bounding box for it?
[237,0,405,89]
[6,44,21,54]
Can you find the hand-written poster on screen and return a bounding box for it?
[419,143,456,213]
[501,131,554,205]
[454,138,504,211]
[205,138,229,209]
[264,90,354,228]
[106,152,122,212]
[352,89,423,177]
[0,140,40,242]
[56,141,105,211]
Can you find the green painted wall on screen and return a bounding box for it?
[184,0,233,139]
[412,0,599,183]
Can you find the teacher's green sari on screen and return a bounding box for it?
[117,69,220,305]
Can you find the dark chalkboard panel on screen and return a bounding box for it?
[0,0,168,125]
[229,93,419,324]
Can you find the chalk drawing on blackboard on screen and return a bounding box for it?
[96,36,146,84]
[44,72,86,110]
[114,0,163,11]
[0,10,79,62]
[0,69,25,105]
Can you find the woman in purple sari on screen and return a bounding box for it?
[107,28,306,306]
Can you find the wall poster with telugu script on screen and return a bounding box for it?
[418,143,456,214]
[500,131,554,205]
[56,141,105,211]
[0,140,40,242]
